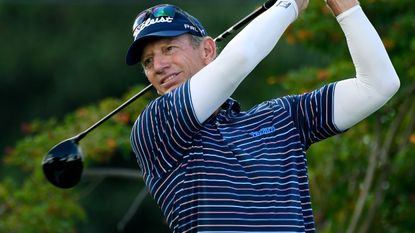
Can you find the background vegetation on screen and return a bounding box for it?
[1,0,414,232]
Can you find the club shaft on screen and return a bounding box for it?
[215,0,278,42]
[74,84,153,142]
[74,0,278,143]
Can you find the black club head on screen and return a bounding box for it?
[42,139,83,189]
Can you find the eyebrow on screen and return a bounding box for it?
[141,36,189,62]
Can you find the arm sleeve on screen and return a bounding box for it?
[333,6,400,131]
[190,0,299,123]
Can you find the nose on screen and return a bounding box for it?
[153,54,170,74]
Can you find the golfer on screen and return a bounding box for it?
[127,0,399,232]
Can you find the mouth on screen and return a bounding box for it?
[160,72,181,89]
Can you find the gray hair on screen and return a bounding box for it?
[190,35,204,47]
[190,35,219,54]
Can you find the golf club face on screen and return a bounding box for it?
[42,139,83,189]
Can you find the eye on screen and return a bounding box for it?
[165,45,176,54]
[141,56,153,69]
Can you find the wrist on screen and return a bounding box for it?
[326,0,360,16]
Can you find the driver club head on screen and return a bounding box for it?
[42,138,83,189]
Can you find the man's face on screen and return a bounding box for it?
[140,34,214,95]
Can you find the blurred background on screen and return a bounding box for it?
[0,0,414,232]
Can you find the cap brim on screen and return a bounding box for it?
[126,30,189,66]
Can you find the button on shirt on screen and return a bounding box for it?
[131,80,342,233]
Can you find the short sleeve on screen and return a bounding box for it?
[277,83,344,150]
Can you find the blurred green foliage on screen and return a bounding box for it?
[1,0,414,233]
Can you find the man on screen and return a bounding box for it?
[126,0,399,232]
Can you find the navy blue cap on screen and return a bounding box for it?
[126,4,208,66]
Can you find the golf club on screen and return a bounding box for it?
[42,0,279,189]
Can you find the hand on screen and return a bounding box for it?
[295,0,309,15]
[325,0,360,16]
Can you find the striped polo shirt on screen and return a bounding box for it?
[131,80,342,233]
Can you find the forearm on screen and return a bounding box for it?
[333,5,400,130]
[190,0,299,123]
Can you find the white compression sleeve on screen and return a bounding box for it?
[333,6,400,131]
[190,0,298,123]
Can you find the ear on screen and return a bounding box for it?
[200,37,217,65]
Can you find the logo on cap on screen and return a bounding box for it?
[133,16,174,38]
[184,24,199,33]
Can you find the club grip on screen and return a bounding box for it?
[263,0,279,9]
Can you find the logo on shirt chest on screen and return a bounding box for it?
[249,126,276,138]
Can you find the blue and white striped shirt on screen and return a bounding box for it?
[131,80,341,232]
